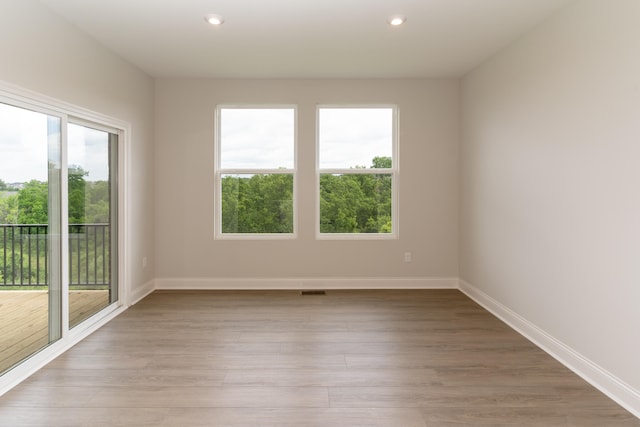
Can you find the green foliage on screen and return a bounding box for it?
[0,194,19,224]
[68,166,88,224]
[0,230,48,285]
[319,172,392,234]
[17,180,49,224]
[319,156,392,234]
[222,174,294,233]
[371,156,392,168]
[1,170,112,287]
[0,168,109,225]
[220,157,393,234]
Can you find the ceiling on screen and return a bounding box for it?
[38,0,571,79]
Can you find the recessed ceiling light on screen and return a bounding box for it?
[388,15,406,26]
[205,14,224,26]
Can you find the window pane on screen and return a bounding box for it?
[221,174,293,234]
[319,108,393,169]
[220,108,294,169]
[319,173,392,234]
[67,123,118,329]
[0,102,62,373]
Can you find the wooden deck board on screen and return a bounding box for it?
[0,290,109,373]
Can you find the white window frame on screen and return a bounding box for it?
[214,105,298,240]
[316,105,399,240]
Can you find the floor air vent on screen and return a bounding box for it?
[300,290,327,296]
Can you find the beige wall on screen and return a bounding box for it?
[154,79,459,282]
[461,0,640,398]
[2,0,638,414]
[0,0,156,298]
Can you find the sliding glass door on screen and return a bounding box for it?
[0,101,120,375]
[0,102,62,373]
[67,122,118,328]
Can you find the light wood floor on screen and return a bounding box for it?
[0,290,637,426]
[0,290,110,373]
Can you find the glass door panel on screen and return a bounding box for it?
[67,123,118,328]
[0,102,62,374]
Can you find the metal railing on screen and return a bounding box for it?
[0,224,110,287]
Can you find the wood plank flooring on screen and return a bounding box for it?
[0,290,110,373]
[0,289,637,426]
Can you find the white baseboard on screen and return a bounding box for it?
[5,275,637,419]
[154,276,458,291]
[459,279,640,419]
[129,279,155,305]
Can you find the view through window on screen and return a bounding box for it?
[318,106,397,237]
[215,105,397,239]
[215,107,296,237]
[0,99,120,375]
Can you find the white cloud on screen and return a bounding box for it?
[319,108,393,169]
[219,107,394,171]
[0,103,49,182]
[0,103,110,184]
[68,124,110,181]
[220,108,294,169]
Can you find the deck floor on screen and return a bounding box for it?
[0,290,109,373]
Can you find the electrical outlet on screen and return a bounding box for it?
[142,257,148,269]
[404,252,412,263]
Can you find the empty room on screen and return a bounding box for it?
[0,0,638,425]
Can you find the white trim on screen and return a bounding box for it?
[155,276,458,290]
[315,231,398,241]
[1,78,132,309]
[214,105,298,240]
[316,105,399,239]
[129,279,156,306]
[0,80,129,131]
[3,274,639,419]
[0,303,126,398]
[60,116,70,337]
[459,279,640,419]
[0,80,133,393]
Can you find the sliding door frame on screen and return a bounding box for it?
[0,81,131,395]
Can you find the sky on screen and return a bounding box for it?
[220,107,393,170]
[0,103,109,183]
[220,108,295,169]
[318,108,393,169]
[2,103,393,183]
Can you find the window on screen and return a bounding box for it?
[0,95,122,375]
[317,106,398,238]
[215,106,296,238]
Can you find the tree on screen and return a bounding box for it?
[0,172,111,225]
[219,157,393,234]
[221,174,293,233]
[319,174,361,232]
[84,181,110,223]
[1,171,111,286]
[68,166,88,224]
[372,156,392,168]
[17,180,48,224]
[319,156,392,233]
[0,194,19,224]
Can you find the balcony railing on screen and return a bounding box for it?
[0,224,110,287]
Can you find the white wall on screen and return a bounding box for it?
[0,0,156,299]
[461,0,640,413]
[155,79,458,285]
